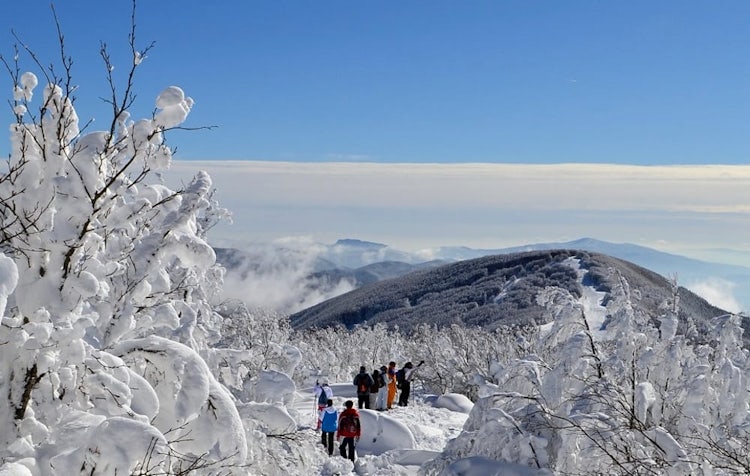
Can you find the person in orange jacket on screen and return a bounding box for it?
[386,361,398,410]
[336,400,361,461]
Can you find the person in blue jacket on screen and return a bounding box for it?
[319,399,338,456]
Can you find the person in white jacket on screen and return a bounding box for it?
[375,365,389,410]
[314,378,333,429]
[397,360,424,407]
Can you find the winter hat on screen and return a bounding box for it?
[321,377,329,385]
[359,366,366,373]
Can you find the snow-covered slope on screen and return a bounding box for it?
[434,237,750,313]
[290,249,731,341]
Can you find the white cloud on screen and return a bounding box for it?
[687,277,743,314]
[165,161,750,256]
[218,238,356,314]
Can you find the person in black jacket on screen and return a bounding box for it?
[369,368,383,409]
[397,360,424,407]
[353,366,375,409]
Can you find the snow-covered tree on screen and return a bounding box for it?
[0,6,252,474]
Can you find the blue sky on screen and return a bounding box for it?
[2,2,750,310]
[2,1,749,164]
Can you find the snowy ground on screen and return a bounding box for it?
[289,383,470,475]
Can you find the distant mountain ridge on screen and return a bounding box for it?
[319,239,420,269]
[290,249,739,345]
[435,237,746,274]
[214,237,750,315]
[317,237,750,313]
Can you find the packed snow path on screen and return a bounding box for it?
[564,257,609,339]
[292,383,470,475]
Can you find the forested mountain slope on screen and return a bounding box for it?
[290,249,732,339]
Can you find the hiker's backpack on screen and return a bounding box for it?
[318,387,328,406]
[396,368,406,388]
[370,376,380,393]
[355,374,369,394]
[339,413,359,435]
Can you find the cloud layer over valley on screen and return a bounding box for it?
[168,161,750,267]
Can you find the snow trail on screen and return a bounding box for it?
[563,257,608,340]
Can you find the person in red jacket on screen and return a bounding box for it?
[336,400,361,461]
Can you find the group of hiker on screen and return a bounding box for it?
[354,360,425,410]
[313,360,425,461]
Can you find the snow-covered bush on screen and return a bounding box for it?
[423,273,750,475]
[401,323,528,400]
[290,323,409,386]
[210,299,296,395]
